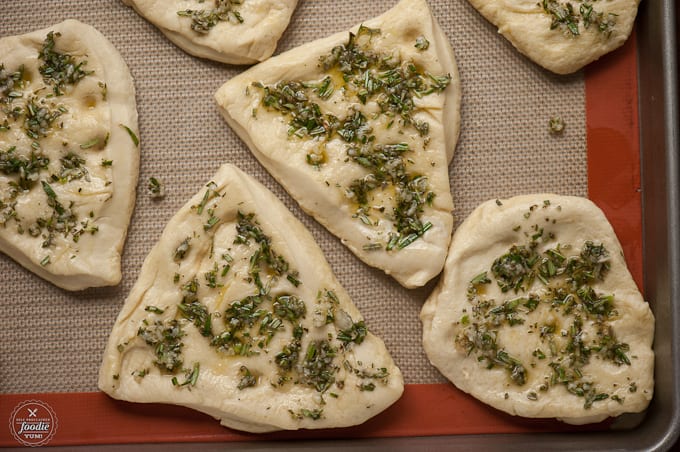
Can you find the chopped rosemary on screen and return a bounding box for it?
[144,305,165,314]
[541,0,617,38]
[79,137,100,149]
[55,153,89,183]
[138,319,185,372]
[301,339,338,392]
[173,237,191,261]
[0,146,49,190]
[337,320,367,345]
[179,297,213,338]
[289,408,323,420]
[39,31,92,96]
[460,225,630,409]
[177,0,244,34]
[173,362,200,387]
[24,97,63,139]
[148,177,165,199]
[119,124,139,146]
[253,26,452,251]
[237,365,257,389]
[0,64,26,101]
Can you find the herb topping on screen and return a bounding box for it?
[254,26,450,251]
[177,0,245,33]
[459,216,631,409]
[541,0,617,38]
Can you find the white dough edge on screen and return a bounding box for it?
[420,194,655,425]
[98,163,404,433]
[122,0,299,64]
[214,0,461,288]
[0,20,139,291]
[467,0,641,74]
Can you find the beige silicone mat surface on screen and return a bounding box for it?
[0,0,586,394]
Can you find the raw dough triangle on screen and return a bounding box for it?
[215,0,460,288]
[0,20,139,290]
[123,0,298,64]
[467,0,640,74]
[99,164,403,433]
[421,194,654,424]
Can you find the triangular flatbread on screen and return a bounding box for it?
[0,20,139,291]
[467,0,640,74]
[99,164,403,433]
[215,0,460,288]
[421,194,654,424]
[123,0,298,64]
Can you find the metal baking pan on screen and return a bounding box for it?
[2,0,677,450]
[98,1,679,450]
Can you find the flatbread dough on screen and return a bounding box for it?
[421,194,654,424]
[99,163,404,433]
[215,0,460,288]
[0,20,139,291]
[467,0,640,74]
[123,0,298,64]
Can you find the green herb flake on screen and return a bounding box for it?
[173,237,191,261]
[132,368,149,378]
[415,35,430,50]
[301,339,338,392]
[41,180,57,199]
[24,97,63,140]
[197,181,219,215]
[79,138,100,149]
[549,116,565,135]
[148,177,165,199]
[177,0,244,34]
[137,319,185,372]
[39,31,92,96]
[204,215,219,231]
[542,0,617,38]
[119,124,139,146]
[237,365,257,390]
[144,305,165,314]
[337,320,367,345]
[186,362,200,386]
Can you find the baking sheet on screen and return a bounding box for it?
[2,0,677,449]
[0,0,587,395]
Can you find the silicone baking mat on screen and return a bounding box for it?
[0,0,642,446]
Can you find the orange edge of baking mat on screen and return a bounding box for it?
[585,30,643,290]
[0,32,641,448]
[0,386,609,447]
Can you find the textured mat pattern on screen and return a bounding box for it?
[0,0,586,393]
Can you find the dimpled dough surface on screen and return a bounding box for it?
[466,0,640,74]
[0,20,139,291]
[420,195,654,424]
[99,164,403,432]
[215,0,460,289]
[2,1,587,395]
[122,0,298,64]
